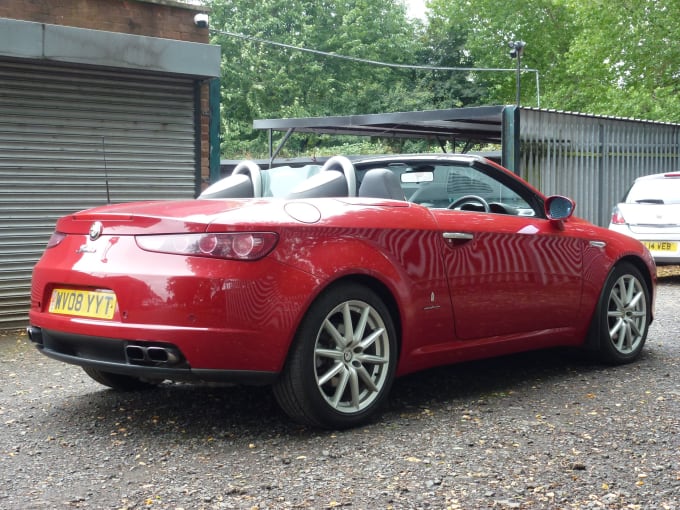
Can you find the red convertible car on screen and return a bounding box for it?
[28,154,656,428]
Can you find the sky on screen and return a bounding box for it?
[404,0,427,20]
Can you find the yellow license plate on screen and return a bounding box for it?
[48,289,117,319]
[642,241,678,252]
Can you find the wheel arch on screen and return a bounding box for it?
[619,255,656,317]
[283,273,404,368]
[272,273,404,427]
[272,229,443,375]
[335,274,403,359]
[583,255,654,352]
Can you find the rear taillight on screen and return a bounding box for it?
[135,232,278,261]
[46,231,67,249]
[610,207,626,225]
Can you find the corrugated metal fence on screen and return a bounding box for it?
[0,61,198,329]
[518,108,680,226]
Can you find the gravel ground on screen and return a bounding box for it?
[1,272,679,510]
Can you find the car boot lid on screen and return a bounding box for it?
[55,199,247,235]
[617,203,680,229]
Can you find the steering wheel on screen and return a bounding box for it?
[448,195,490,212]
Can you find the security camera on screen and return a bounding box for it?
[194,13,209,28]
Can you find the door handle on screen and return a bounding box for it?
[443,232,474,240]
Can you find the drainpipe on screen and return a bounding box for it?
[502,105,521,176]
[208,78,222,184]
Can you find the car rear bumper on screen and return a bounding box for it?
[608,224,680,264]
[26,326,278,385]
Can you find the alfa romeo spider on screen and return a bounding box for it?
[27,154,656,428]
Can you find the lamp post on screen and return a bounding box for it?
[508,40,526,106]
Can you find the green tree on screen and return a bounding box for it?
[426,0,576,108]
[208,0,680,159]
[424,0,680,121]
[555,0,680,121]
[208,0,426,157]
[414,6,487,108]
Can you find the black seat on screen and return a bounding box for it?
[358,168,405,200]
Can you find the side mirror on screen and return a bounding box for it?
[544,195,575,221]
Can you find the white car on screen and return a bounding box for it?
[609,172,680,264]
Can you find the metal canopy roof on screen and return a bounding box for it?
[253,105,507,144]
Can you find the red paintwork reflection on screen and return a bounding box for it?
[29,195,655,378]
[435,211,584,339]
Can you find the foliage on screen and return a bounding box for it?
[554,0,680,120]
[207,0,680,160]
[426,0,576,108]
[414,5,487,108]
[207,0,484,158]
[209,0,419,157]
[426,0,680,121]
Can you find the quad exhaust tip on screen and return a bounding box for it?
[125,344,182,366]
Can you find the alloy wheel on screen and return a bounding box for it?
[313,299,391,414]
[606,274,648,355]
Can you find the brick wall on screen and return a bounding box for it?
[0,0,209,42]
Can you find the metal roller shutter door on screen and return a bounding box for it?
[0,60,198,329]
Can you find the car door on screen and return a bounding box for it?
[427,163,585,341]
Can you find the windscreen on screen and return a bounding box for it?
[262,165,321,197]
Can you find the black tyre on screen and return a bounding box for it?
[591,262,651,364]
[83,367,160,391]
[273,283,398,429]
